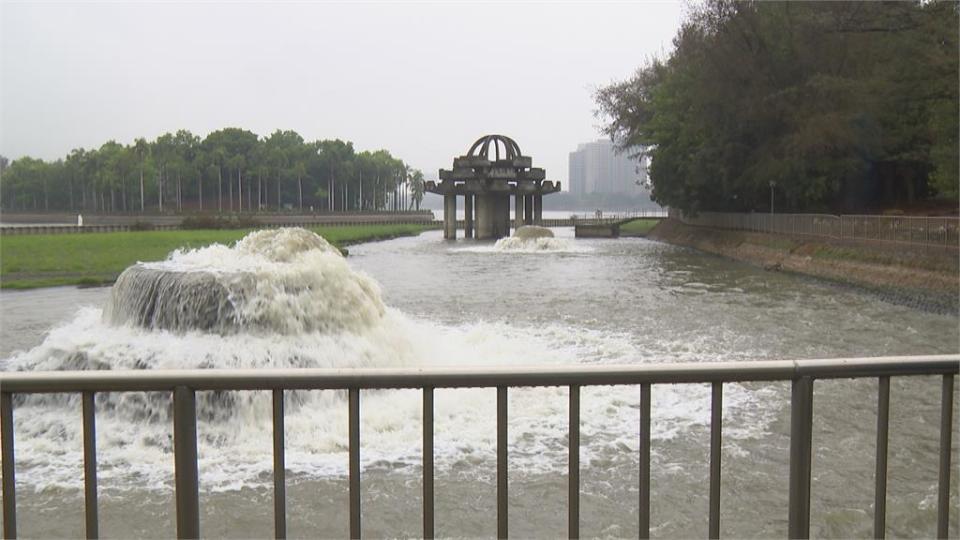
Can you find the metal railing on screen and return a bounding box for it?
[679,212,959,248]
[0,219,436,236]
[567,209,669,222]
[0,355,956,539]
[0,212,436,235]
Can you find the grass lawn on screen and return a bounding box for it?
[620,219,661,236]
[0,224,429,289]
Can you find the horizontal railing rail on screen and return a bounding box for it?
[1,354,956,539]
[0,219,437,236]
[679,211,959,248]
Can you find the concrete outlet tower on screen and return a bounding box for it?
[426,135,561,240]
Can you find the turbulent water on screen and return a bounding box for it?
[104,228,384,334]
[0,227,957,538]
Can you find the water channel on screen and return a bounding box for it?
[0,228,957,538]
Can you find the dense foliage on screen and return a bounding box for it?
[0,128,427,213]
[596,1,958,214]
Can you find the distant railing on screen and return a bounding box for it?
[1,355,956,539]
[679,212,959,248]
[449,210,667,230]
[0,224,182,235]
[0,218,436,236]
[566,209,669,223]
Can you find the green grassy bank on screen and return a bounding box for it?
[619,219,661,237]
[0,224,429,290]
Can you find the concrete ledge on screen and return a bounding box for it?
[648,218,959,314]
[575,223,620,238]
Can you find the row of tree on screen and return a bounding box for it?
[596,1,958,214]
[0,128,427,214]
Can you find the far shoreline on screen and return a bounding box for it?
[0,224,431,291]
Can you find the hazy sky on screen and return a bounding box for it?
[1,1,684,184]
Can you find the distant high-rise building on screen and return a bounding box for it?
[568,139,647,196]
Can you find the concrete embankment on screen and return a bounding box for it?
[648,219,959,313]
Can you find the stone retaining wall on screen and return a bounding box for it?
[648,219,959,314]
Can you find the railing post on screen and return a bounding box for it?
[568,385,580,539]
[173,386,200,539]
[497,386,508,539]
[709,382,722,539]
[639,383,651,539]
[788,377,814,539]
[1,392,17,539]
[272,389,286,539]
[349,388,361,539]
[874,377,890,539]
[83,391,99,539]
[937,374,954,539]
[423,387,434,540]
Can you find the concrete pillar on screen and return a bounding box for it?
[534,194,543,225]
[475,193,495,240]
[500,195,511,237]
[513,194,523,229]
[464,194,474,239]
[524,195,534,225]
[443,194,457,240]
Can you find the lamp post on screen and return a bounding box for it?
[769,180,776,215]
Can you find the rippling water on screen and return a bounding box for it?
[0,227,957,538]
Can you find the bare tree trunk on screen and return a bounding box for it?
[298,176,303,210]
[139,166,144,211]
[177,173,182,212]
[228,169,233,212]
[277,177,281,209]
[198,174,203,211]
[218,167,223,212]
[238,168,243,212]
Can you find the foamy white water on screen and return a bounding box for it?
[2,228,773,493]
[2,227,956,538]
[3,306,773,493]
[454,227,593,254]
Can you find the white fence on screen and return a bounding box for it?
[680,212,959,248]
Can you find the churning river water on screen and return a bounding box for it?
[0,228,957,538]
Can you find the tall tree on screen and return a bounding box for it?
[596,0,959,213]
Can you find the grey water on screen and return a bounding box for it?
[1,228,957,538]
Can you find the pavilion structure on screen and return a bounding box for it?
[425,134,561,240]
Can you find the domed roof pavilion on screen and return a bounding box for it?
[426,135,561,240]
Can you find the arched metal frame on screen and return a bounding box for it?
[466,135,523,162]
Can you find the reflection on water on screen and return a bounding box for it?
[1,227,957,538]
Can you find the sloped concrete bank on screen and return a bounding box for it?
[648,219,959,314]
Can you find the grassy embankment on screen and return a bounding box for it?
[619,219,661,237]
[0,224,429,290]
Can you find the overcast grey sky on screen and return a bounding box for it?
[1,1,684,185]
